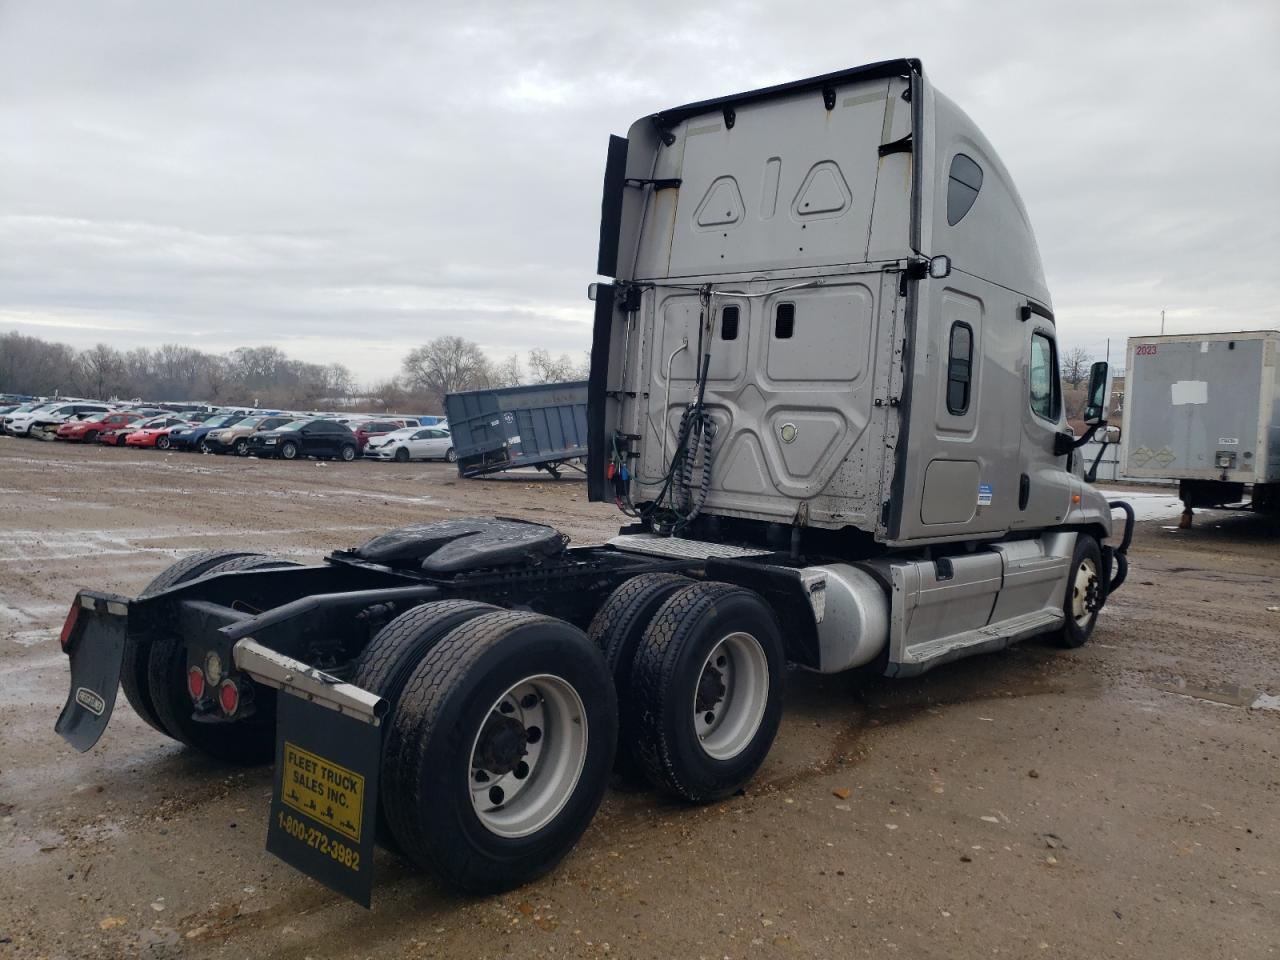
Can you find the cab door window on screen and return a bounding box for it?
[1029,332,1061,422]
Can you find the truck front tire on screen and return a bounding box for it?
[627,582,785,803]
[1056,534,1103,648]
[383,610,616,893]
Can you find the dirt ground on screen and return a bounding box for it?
[1,439,1277,960]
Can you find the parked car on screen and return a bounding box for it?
[1,401,53,433]
[351,417,417,451]
[98,414,177,447]
[4,401,78,436]
[123,416,194,449]
[167,414,241,452]
[247,419,359,461]
[56,411,144,443]
[364,426,456,462]
[19,402,114,439]
[204,415,297,456]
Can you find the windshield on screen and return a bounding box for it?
[232,417,260,428]
[139,417,170,428]
[201,415,233,428]
[277,420,309,432]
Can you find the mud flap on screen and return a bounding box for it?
[55,592,129,752]
[265,690,381,907]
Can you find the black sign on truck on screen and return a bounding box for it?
[265,691,381,907]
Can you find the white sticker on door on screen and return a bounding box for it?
[977,483,993,506]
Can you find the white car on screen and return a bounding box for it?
[5,401,112,437]
[364,426,456,462]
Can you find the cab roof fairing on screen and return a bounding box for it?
[605,58,1051,313]
[924,87,1052,310]
[606,59,925,284]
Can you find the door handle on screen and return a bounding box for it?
[1019,474,1030,511]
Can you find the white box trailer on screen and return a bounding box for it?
[1121,331,1280,514]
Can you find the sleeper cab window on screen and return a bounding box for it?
[721,304,739,340]
[946,153,983,226]
[1029,332,1061,422]
[774,302,795,339]
[946,322,973,415]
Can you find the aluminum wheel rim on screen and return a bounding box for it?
[693,631,769,761]
[1071,557,1099,626]
[468,673,587,838]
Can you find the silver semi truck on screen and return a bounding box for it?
[55,59,1133,906]
[1121,331,1280,518]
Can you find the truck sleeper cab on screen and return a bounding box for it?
[54,60,1132,906]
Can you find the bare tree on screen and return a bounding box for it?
[401,336,492,401]
[1060,346,1092,388]
[75,344,127,399]
[491,355,524,388]
[0,332,78,395]
[526,348,580,384]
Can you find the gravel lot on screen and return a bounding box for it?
[1,440,1277,960]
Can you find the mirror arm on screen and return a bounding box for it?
[1072,419,1105,450]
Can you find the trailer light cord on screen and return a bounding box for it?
[629,279,824,535]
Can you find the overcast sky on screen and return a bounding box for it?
[2,0,1277,382]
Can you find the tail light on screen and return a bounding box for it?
[218,680,240,716]
[59,601,82,651]
[187,666,206,701]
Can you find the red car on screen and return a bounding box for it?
[57,411,144,443]
[119,416,194,449]
[351,417,417,451]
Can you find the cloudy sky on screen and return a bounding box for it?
[2,0,1277,383]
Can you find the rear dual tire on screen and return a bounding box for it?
[124,551,298,763]
[587,572,692,783]
[625,582,785,803]
[379,609,616,893]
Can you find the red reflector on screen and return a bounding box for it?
[218,680,239,715]
[187,666,206,700]
[59,602,82,651]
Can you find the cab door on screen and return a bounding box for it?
[1013,320,1072,529]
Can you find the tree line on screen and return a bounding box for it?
[0,331,589,413]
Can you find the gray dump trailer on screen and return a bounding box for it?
[1121,331,1280,516]
[54,59,1132,906]
[444,381,588,478]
